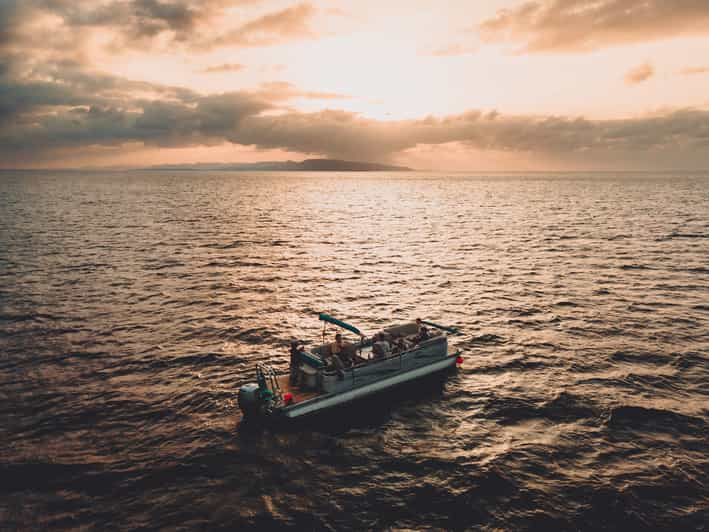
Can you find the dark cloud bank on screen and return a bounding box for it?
[2,0,709,168]
[4,70,709,169]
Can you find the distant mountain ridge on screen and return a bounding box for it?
[140,158,412,172]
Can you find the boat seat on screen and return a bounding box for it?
[300,350,325,368]
[299,364,319,389]
[417,335,445,347]
[383,322,419,338]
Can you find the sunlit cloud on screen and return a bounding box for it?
[250,81,351,101]
[3,60,709,170]
[625,63,654,85]
[204,3,317,49]
[479,0,709,52]
[1,1,321,55]
[680,66,709,76]
[2,0,709,170]
[202,63,245,73]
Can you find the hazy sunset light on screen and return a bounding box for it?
[2,3,709,530]
[2,0,709,170]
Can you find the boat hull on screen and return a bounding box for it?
[279,352,459,419]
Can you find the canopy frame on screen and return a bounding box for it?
[318,313,362,336]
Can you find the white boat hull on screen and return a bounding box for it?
[281,353,458,419]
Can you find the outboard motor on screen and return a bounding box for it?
[238,383,265,417]
[239,363,283,418]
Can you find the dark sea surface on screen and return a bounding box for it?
[1,170,708,531]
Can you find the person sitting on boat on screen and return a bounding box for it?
[331,332,344,358]
[392,334,411,353]
[326,333,347,378]
[372,333,391,359]
[415,318,431,342]
[289,340,304,385]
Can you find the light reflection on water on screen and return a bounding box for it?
[1,171,707,530]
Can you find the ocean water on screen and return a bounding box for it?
[1,170,707,530]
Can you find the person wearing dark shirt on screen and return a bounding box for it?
[415,318,430,342]
[289,340,304,385]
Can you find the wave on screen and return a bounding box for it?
[671,351,707,370]
[605,405,706,435]
[469,334,506,344]
[620,264,652,270]
[610,351,672,365]
[667,232,708,239]
[483,392,600,424]
[476,357,553,374]
[0,312,62,323]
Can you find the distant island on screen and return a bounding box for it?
[140,158,412,172]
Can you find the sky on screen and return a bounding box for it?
[1,0,709,170]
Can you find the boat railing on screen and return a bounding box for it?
[318,336,449,393]
[321,335,447,372]
[256,363,283,402]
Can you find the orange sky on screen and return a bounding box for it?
[2,0,709,170]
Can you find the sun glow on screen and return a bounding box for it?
[3,0,709,169]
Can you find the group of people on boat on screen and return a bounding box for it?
[289,318,433,384]
[371,319,431,359]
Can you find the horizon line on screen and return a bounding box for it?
[2,167,709,174]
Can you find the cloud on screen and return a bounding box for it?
[0,79,97,121]
[478,0,709,53]
[0,1,319,55]
[3,61,709,169]
[254,81,350,101]
[1,0,708,171]
[0,88,269,162]
[0,61,357,164]
[0,59,198,123]
[625,62,654,85]
[6,0,231,45]
[206,3,316,49]
[107,0,206,39]
[680,66,709,76]
[0,2,22,48]
[202,63,245,73]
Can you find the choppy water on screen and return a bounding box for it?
[1,170,708,530]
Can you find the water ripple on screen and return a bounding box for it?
[1,170,708,530]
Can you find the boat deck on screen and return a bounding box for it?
[276,375,321,403]
[275,345,460,405]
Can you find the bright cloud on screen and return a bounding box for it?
[2,0,709,169]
